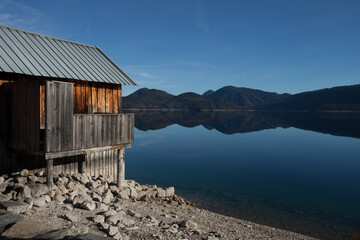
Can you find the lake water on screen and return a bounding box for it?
[125,111,360,240]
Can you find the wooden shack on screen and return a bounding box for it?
[0,25,136,187]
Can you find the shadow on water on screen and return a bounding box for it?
[125,110,360,240]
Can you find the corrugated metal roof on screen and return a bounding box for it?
[0,25,136,85]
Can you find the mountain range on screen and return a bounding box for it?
[123,84,360,111]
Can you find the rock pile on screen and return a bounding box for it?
[0,170,194,239]
[0,170,316,240]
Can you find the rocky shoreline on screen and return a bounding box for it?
[0,170,317,239]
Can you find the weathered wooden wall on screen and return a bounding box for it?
[52,149,120,182]
[0,82,40,152]
[73,81,122,114]
[73,114,134,150]
[45,81,74,153]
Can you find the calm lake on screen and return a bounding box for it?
[125,111,360,240]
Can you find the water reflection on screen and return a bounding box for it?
[125,110,360,239]
[130,110,360,139]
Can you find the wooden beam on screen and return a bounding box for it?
[45,143,131,160]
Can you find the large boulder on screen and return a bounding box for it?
[0,210,24,228]
[31,184,48,198]
[15,185,32,199]
[0,201,30,214]
[79,201,96,211]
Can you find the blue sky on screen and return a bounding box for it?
[1,0,359,96]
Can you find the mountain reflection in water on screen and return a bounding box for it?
[128,110,360,139]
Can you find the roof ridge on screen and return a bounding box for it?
[0,24,97,49]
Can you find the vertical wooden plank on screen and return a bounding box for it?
[40,84,45,129]
[81,85,85,114]
[33,82,40,151]
[66,83,74,151]
[105,87,111,113]
[91,86,97,113]
[55,82,61,152]
[59,82,65,151]
[118,85,122,112]
[106,116,112,146]
[85,115,90,149]
[75,85,82,114]
[113,86,118,113]
[99,86,106,113]
[45,82,54,152]
[86,84,92,114]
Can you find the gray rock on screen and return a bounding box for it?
[80,226,89,234]
[0,201,30,213]
[17,185,32,199]
[35,170,45,177]
[128,187,138,199]
[109,185,119,193]
[0,182,9,192]
[34,228,74,239]
[14,176,28,185]
[106,225,118,237]
[207,237,219,240]
[117,190,129,200]
[138,188,157,200]
[73,194,92,206]
[0,176,4,183]
[101,189,113,204]
[6,190,17,200]
[179,220,198,230]
[79,201,96,211]
[96,202,109,211]
[156,188,166,198]
[103,209,117,217]
[165,187,175,197]
[97,222,109,231]
[23,198,34,209]
[71,233,114,240]
[92,192,102,202]
[127,209,140,218]
[53,193,66,203]
[92,215,105,224]
[63,213,78,222]
[106,212,125,225]
[146,215,159,224]
[27,176,37,186]
[0,193,10,201]
[20,169,29,177]
[0,209,24,227]
[31,183,48,198]
[94,185,106,196]
[66,181,76,191]
[33,196,47,207]
[121,217,135,227]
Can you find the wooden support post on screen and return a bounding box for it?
[78,155,85,173]
[117,148,125,189]
[46,159,54,189]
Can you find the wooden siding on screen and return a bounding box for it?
[0,82,41,152]
[73,82,122,114]
[73,113,134,150]
[52,149,119,182]
[45,81,74,152]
